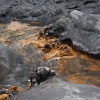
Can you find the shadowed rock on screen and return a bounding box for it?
[0,0,62,23]
[0,0,100,99]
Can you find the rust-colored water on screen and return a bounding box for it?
[34,32,100,87]
[0,21,100,87]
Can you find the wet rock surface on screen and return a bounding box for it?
[0,22,59,87]
[0,44,29,85]
[0,21,99,100]
[9,77,100,100]
[0,0,100,23]
[0,0,100,100]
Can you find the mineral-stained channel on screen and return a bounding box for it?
[0,0,100,100]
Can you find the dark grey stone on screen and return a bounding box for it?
[0,44,30,86]
[0,0,100,23]
[9,77,100,100]
[44,11,100,57]
[0,0,62,23]
[29,67,56,85]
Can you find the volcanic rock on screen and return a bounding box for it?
[0,44,30,85]
[0,0,62,23]
[0,0,100,100]
[9,77,100,100]
[44,10,100,57]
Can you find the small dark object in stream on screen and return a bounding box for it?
[44,44,52,53]
[29,67,56,86]
[44,44,51,49]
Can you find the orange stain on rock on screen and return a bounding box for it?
[32,32,77,60]
[0,94,8,100]
[33,31,100,87]
[0,21,100,87]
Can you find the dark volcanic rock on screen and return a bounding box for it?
[0,44,30,86]
[45,20,66,37]
[44,10,100,57]
[29,67,56,85]
[0,44,10,80]
[0,0,62,23]
[9,77,100,100]
[0,24,59,86]
[0,0,100,23]
[0,0,100,99]
[70,10,100,31]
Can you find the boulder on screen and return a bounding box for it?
[44,16,74,37]
[44,11,100,57]
[0,44,13,80]
[9,77,100,100]
[29,67,56,85]
[0,0,100,23]
[0,0,62,23]
[0,44,30,85]
[70,10,100,31]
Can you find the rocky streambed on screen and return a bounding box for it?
[0,20,99,100]
[0,0,100,100]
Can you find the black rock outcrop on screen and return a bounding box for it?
[44,10,100,57]
[0,0,62,23]
[0,0,100,100]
